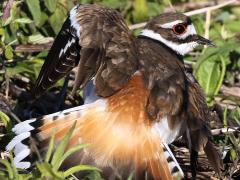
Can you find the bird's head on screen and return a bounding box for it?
[140,13,214,55]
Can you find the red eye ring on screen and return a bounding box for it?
[172,23,187,35]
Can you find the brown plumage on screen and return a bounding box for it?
[34,74,173,179]
[34,4,138,97]
[7,4,223,180]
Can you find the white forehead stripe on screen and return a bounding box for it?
[160,20,183,28]
[70,5,81,37]
[140,29,198,55]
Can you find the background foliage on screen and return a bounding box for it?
[0,0,240,179]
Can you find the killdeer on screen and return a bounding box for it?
[6,4,223,179]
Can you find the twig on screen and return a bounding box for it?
[204,10,211,39]
[9,112,22,123]
[129,0,238,30]
[164,1,217,12]
[184,0,237,16]
[220,85,240,98]
[4,70,10,99]
[129,22,147,30]
[211,127,240,136]
[14,42,53,53]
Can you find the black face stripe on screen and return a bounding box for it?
[165,34,198,44]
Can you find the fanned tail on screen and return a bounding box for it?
[6,101,100,169]
[6,75,184,179]
[6,102,183,179]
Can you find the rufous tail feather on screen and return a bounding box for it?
[7,75,183,179]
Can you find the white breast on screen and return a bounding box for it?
[151,116,184,144]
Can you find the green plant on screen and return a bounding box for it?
[0,122,101,179]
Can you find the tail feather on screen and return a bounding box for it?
[204,140,223,175]
[6,133,32,169]
[6,98,182,179]
[6,132,31,151]
[162,143,184,179]
[6,103,90,169]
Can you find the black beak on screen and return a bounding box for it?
[195,35,216,46]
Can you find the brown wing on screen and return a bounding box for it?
[34,17,81,97]
[34,4,138,97]
[186,73,223,175]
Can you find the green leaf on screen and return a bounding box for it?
[0,159,14,179]
[44,0,58,13]
[230,149,237,161]
[86,171,104,180]
[225,20,240,33]
[28,34,50,44]
[10,154,19,179]
[44,134,55,163]
[31,58,44,79]
[49,7,67,35]
[38,12,49,27]
[127,172,134,180]
[7,61,34,77]
[214,56,226,95]
[55,144,89,170]
[13,18,33,24]
[195,40,238,70]
[26,0,42,26]
[28,34,44,44]
[147,2,163,17]
[196,60,221,98]
[215,11,230,22]
[194,40,238,103]
[230,107,240,126]
[133,0,148,22]
[0,111,12,132]
[100,0,124,9]
[4,45,13,60]
[51,121,76,169]
[223,107,228,128]
[0,28,4,36]
[36,162,63,179]
[63,165,100,178]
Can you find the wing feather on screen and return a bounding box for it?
[34,4,138,97]
[34,17,81,96]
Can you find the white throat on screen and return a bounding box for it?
[140,29,198,55]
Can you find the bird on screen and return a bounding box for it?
[6,4,223,180]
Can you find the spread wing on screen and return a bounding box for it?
[34,4,138,97]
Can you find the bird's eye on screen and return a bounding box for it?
[172,23,187,35]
